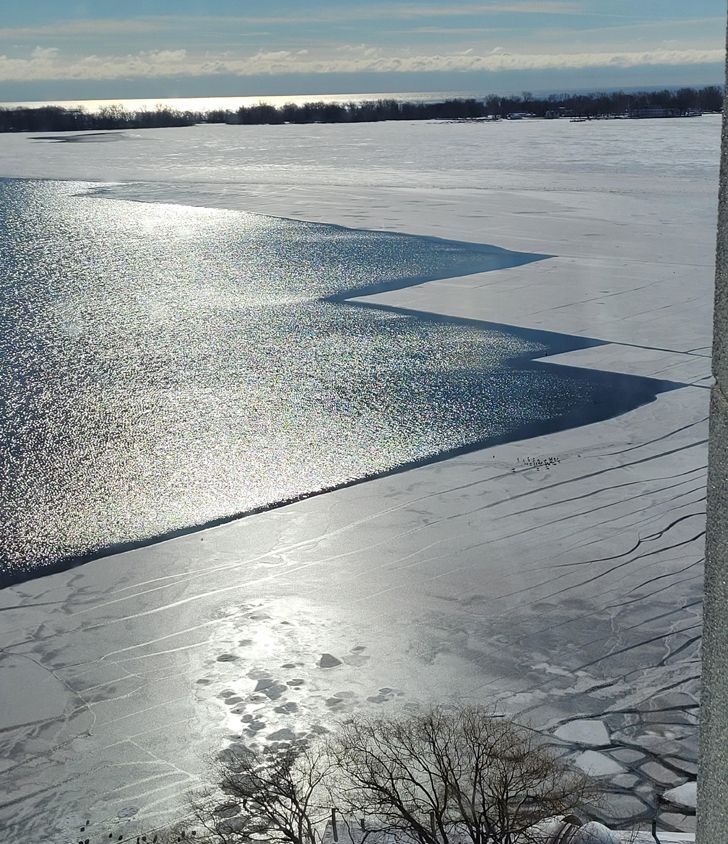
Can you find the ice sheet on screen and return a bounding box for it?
[0,117,716,841]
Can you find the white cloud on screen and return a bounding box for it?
[0,19,165,38]
[410,27,501,34]
[30,46,60,61]
[327,2,584,19]
[0,4,585,41]
[0,45,723,83]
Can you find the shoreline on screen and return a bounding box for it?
[0,85,720,134]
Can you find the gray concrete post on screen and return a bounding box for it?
[697,22,728,844]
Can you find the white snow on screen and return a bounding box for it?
[571,822,620,844]
[0,117,717,842]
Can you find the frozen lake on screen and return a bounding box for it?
[0,178,676,584]
[0,118,717,841]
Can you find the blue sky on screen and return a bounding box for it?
[0,1,725,101]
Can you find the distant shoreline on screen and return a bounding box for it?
[0,85,722,133]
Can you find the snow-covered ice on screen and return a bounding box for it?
[0,116,718,842]
[663,781,698,810]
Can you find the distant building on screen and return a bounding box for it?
[629,107,703,119]
[629,107,677,119]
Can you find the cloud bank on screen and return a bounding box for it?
[0,45,723,83]
[0,6,586,39]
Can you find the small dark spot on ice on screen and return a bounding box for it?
[264,684,287,700]
[319,653,342,668]
[248,668,272,679]
[287,678,305,687]
[217,653,238,662]
[269,728,297,741]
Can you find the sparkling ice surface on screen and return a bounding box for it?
[0,179,671,582]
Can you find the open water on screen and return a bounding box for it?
[0,179,677,583]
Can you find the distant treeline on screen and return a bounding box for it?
[231,98,489,124]
[0,104,201,133]
[230,86,723,123]
[502,85,724,118]
[0,86,723,133]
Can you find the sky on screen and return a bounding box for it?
[0,0,726,102]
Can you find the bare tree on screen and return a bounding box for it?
[330,706,596,844]
[185,741,335,844]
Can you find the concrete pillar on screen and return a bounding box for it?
[697,27,728,844]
